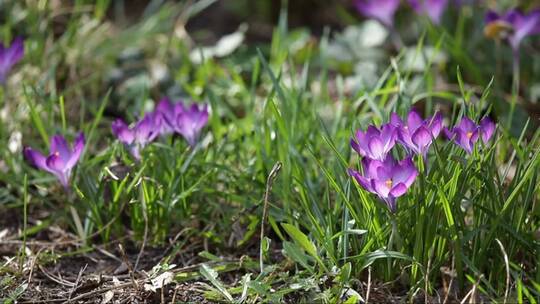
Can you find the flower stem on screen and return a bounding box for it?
[387,216,399,278]
[508,49,520,130]
[70,206,85,243]
[67,187,85,243]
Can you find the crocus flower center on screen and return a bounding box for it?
[54,151,60,157]
[484,21,514,39]
[385,179,393,188]
[466,131,473,139]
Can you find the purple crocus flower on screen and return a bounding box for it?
[351,124,398,161]
[485,9,540,51]
[354,0,400,28]
[169,102,209,146]
[348,155,418,212]
[444,116,495,153]
[390,111,442,156]
[112,114,159,159]
[0,37,24,83]
[408,0,448,24]
[23,133,85,189]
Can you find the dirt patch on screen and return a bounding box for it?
[0,238,227,302]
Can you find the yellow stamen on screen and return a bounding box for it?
[385,179,393,188]
[466,132,473,139]
[484,21,513,39]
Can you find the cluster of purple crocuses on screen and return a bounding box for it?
[354,0,540,55]
[348,111,495,213]
[7,33,208,190]
[23,98,209,189]
[111,97,209,160]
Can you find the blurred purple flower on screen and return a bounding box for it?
[354,0,400,28]
[168,102,209,146]
[23,133,85,189]
[351,124,398,161]
[112,114,159,159]
[390,111,442,156]
[485,9,540,50]
[444,116,495,153]
[0,37,24,83]
[348,155,418,212]
[408,0,448,24]
[479,117,495,144]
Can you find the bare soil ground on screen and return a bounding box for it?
[0,207,231,303]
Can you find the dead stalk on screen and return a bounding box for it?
[366,266,372,304]
[259,161,282,274]
[118,244,138,290]
[495,239,510,304]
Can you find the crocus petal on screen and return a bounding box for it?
[112,119,134,144]
[397,129,415,152]
[390,112,404,127]
[354,0,400,28]
[443,127,452,139]
[429,112,443,138]
[479,117,495,143]
[23,147,48,172]
[485,10,501,24]
[407,110,424,132]
[408,0,448,24]
[66,133,85,169]
[6,37,24,62]
[393,158,418,187]
[381,154,396,167]
[156,97,173,114]
[135,114,159,144]
[365,125,381,138]
[351,138,366,157]
[458,116,478,133]
[45,153,65,172]
[173,103,209,146]
[154,97,175,135]
[46,154,69,188]
[362,157,383,178]
[375,165,392,181]
[454,129,475,153]
[390,183,408,197]
[368,137,385,160]
[348,168,373,192]
[372,179,391,198]
[0,37,24,82]
[380,123,397,151]
[411,126,432,154]
[470,129,480,143]
[50,135,72,163]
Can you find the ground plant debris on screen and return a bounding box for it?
[1,0,540,303]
